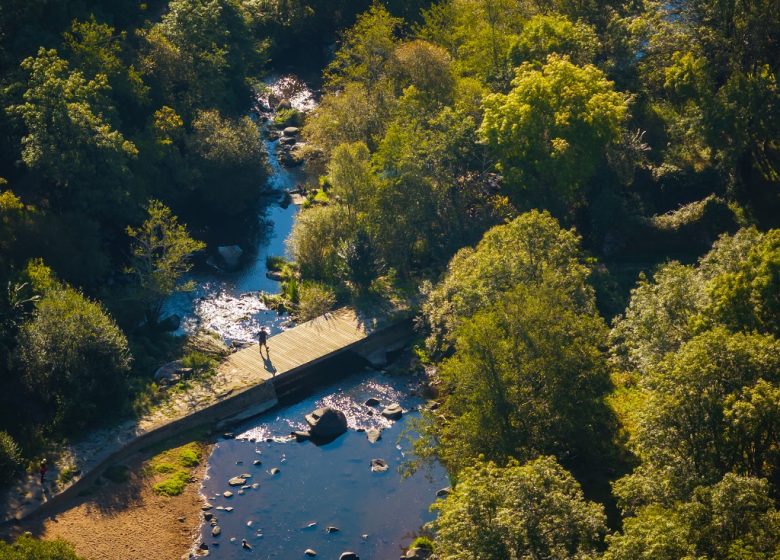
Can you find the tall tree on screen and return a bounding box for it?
[434,456,607,560]
[126,200,205,325]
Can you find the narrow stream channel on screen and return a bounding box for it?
[163,76,447,559]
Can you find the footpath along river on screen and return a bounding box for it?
[165,76,447,559]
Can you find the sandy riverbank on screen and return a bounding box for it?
[4,444,212,560]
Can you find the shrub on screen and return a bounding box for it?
[296,282,336,322]
[410,536,434,550]
[0,431,22,487]
[0,534,86,559]
[274,108,302,127]
[265,255,287,272]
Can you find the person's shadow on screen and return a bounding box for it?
[262,352,277,376]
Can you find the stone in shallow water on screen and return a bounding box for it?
[228,477,245,486]
[339,553,359,560]
[370,458,389,473]
[305,549,317,557]
[364,397,381,407]
[223,491,233,498]
[381,403,403,420]
[436,487,452,498]
[211,526,221,537]
[326,526,340,534]
[366,428,382,443]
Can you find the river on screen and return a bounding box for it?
[164,76,447,559]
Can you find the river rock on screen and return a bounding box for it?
[339,553,359,560]
[204,512,213,521]
[283,126,300,136]
[223,491,233,498]
[276,99,292,111]
[381,403,403,420]
[326,526,340,533]
[305,407,348,443]
[292,430,311,442]
[154,360,184,383]
[403,547,432,560]
[304,549,317,557]
[241,539,252,550]
[364,397,381,407]
[269,467,280,475]
[202,503,213,511]
[436,487,452,498]
[280,135,297,145]
[211,526,221,537]
[225,507,234,512]
[370,458,389,473]
[217,245,243,269]
[366,428,382,443]
[253,460,262,465]
[228,476,246,486]
[199,543,209,551]
[158,314,181,332]
[266,270,284,281]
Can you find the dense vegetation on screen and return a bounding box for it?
[1,0,779,557]
[289,1,780,557]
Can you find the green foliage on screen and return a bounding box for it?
[424,284,611,474]
[188,109,266,214]
[126,200,205,324]
[605,474,780,560]
[610,227,775,374]
[296,281,336,322]
[273,107,302,128]
[510,14,600,66]
[340,228,379,292]
[150,442,201,496]
[16,270,131,434]
[152,469,189,496]
[324,4,401,90]
[423,210,594,352]
[409,536,433,551]
[265,255,288,272]
[613,329,780,511]
[0,431,22,487]
[10,48,137,219]
[0,535,86,560]
[433,456,607,560]
[480,55,629,215]
[288,204,353,281]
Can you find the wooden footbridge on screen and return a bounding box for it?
[220,307,383,385]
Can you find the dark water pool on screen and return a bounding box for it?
[198,370,447,560]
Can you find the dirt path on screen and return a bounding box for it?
[4,446,211,560]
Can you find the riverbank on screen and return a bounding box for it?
[4,442,212,560]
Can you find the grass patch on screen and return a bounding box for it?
[57,465,78,485]
[149,442,202,496]
[153,470,190,496]
[266,255,287,272]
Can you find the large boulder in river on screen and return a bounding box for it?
[381,403,403,420]
[283,126,300,136]
[305,407,347,443]
[339,553,359,560]
[217,245,243,269]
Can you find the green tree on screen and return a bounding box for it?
[434,456,607,560]
[0,535,86,560]
[126,200,205,325]
[16,270,131,433]
[424,284,611,473]
[0,430,21,487]
[187,109,266,214]
[423,210,594,352]
[480,55,629,215]
[605,474,780,560]
[10,48,137,216]
[288,204,352,282]
[324,4,401,91]
[510,14,600,67]
[326,142,376,227]
[614,329,780,511]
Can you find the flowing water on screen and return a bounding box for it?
[198,369,448,560]
[165,77,447,559]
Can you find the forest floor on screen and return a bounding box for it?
[2,444,211,560]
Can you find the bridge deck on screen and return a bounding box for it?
[218,307,375,384]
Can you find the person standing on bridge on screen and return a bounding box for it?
[257,327,269,357]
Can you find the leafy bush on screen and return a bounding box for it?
[410,536,434,550]
[0,534,86,560]
[265,255,287,272]
[180,351,217,376]
[0,431,22,487]
[296,282,336,322]
[274,108,302,127]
